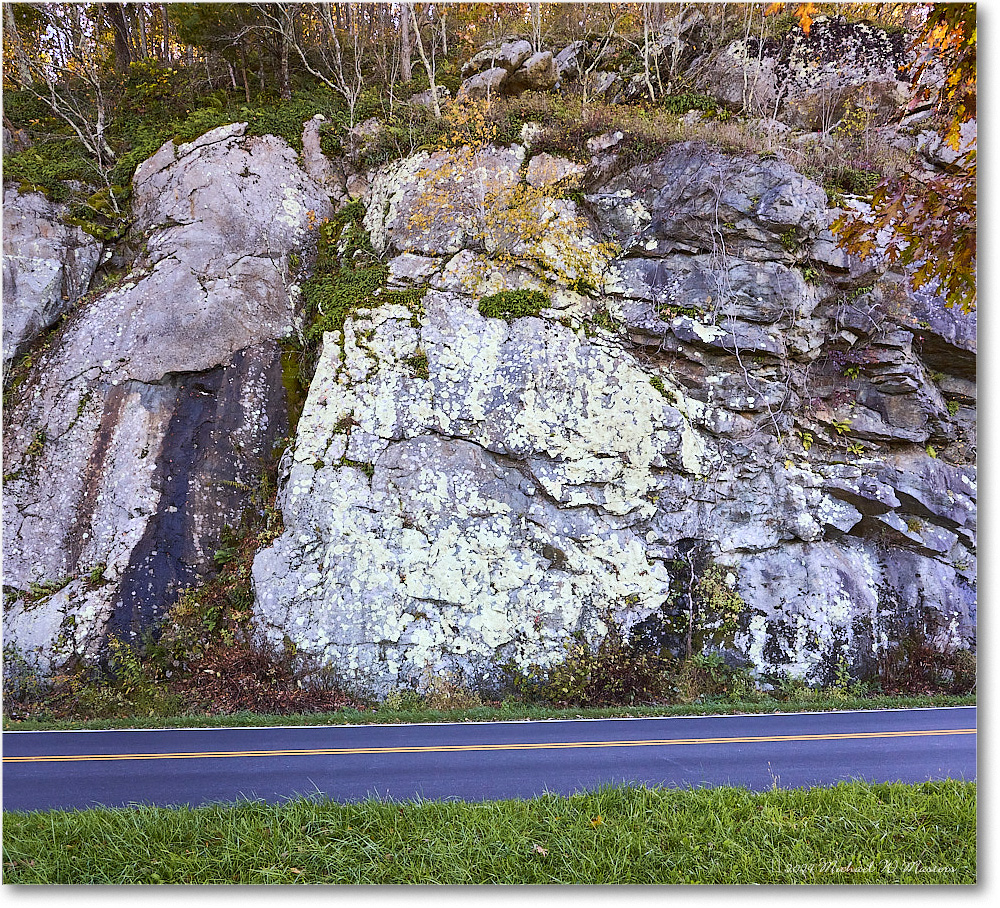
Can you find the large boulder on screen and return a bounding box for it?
[506,51,557,94]
[2,186,104,369]
[253,291,685,694]
[461,39,533,78]
[457,66,509,102]
[2,123,333,671]
[697,16,910,127]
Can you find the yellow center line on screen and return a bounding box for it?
[3,728,975,764]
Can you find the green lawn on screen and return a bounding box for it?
[2,781,975,884]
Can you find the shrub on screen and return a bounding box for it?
[509,628,676,707]
[422,670,484,710]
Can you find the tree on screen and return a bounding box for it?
[4,3,122,203]
[833,3,976,312]
[105,3,135,71]
[408,2,441,119]
[286,2,366,125]
[399,1,413,82]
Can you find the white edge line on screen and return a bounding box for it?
[3,704,977,735]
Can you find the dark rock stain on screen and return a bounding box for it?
[109,344,288,642]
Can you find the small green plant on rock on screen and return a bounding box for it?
[405,349,430,380]
[478,289,551,321]
[587,307,621,334]
[650,376,670,398]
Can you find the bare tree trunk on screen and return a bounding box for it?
[408,2,439,117]
[239,44,252,103]
[135,5,148,59]
[106,3,134,71]
[399,2,413,82]
[279,8,292,100]
[4,5,33,87]
[642,3,655,102]
[161,3,170,61]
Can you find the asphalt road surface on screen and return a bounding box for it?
[2,706,975,812]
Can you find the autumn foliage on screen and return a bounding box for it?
[833,3,976,311]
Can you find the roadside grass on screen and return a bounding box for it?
[2,780,975,884]
[3,692,975,733]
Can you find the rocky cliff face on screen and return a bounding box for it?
[3,16,976,694]
[247,133,975,696]
[3,123,331,669]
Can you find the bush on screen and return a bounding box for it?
[509,628,676,707]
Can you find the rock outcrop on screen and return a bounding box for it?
[2,123,331,670]
[2,186,104,369]
[250,133,975,695]
[3,14,976,697]
[695,16,910,125]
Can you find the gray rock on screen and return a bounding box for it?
[301,115,347,201]
[253,290,691,693]
[734,539,974,683]
[2,186,103,368]
[2,125,32,154]
[457,66,509,101]
[916,120,976,171]
[462,39,533,78]
[586,131,624,155]
[586,71,619,100]
[595,142,830,262]
[506,51,557,94]
[525,153,586,188]
[554,41,586,80]
[698,17,910,127]
[364,144,529,259]
[409,85,451,109]
[388,252,441,289]
[2,123,332,671]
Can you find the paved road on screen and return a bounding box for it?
[2,707,975,812]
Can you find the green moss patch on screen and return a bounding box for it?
[478,289,551,321]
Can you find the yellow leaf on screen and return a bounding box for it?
[590,815,604,827]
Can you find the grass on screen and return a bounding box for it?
[1,781,975,883]
[3,692,975,733]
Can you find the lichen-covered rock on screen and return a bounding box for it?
[2,123,332,671]
[252,135,974,693]
[364,145,524,257]
[2,186,103,368]
[525,153,586,188]
[253,291,685,694]
[697,16,909,127]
